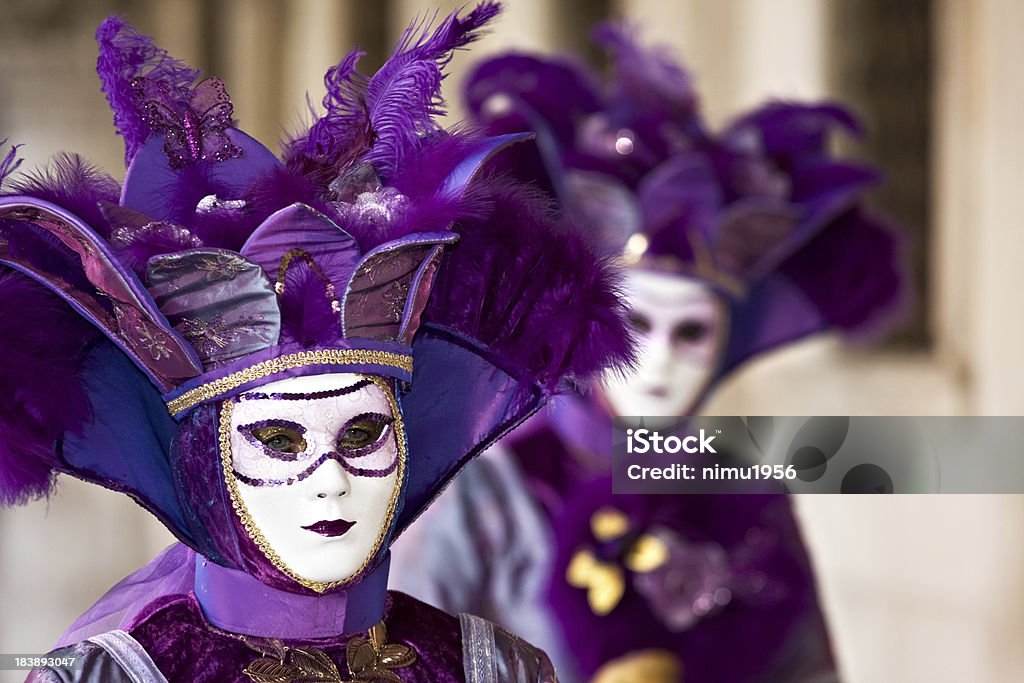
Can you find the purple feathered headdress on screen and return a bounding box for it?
[465,23,906,377]
[0,4,634,571]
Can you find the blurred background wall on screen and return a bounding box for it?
[1,1,1023,681]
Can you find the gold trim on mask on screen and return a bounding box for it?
[218,375,406,593]
[169,349,413,415]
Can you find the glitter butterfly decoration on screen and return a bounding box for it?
[132,76,243,169]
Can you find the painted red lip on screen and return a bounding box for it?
[302,519,355,537]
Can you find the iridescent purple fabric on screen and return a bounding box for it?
[194,553,389,638]
[147,249,280,368]
[0,197,202,391]
[57,544,195,648]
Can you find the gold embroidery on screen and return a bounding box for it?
[239,622,417,683]
[219,375,406,593]
[167,349,412,414]
[346,622,417,682]
[244,645,344,683]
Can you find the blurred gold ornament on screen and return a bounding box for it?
[591,649,684,683]
[591,506,630,541]
[567,548,626,615]
[624,533,670,573]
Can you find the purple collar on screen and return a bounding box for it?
[193,553,390,639]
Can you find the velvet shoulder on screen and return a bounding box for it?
[125,590,468,682]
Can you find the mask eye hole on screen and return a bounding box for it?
[249,424,307,454]
[672,320,709,344]
[627,311,652,334]
[338,414,393,451]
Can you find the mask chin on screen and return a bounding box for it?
[221,373,406,593]
[603,270,730,418]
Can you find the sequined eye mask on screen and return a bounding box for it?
[229,383,399,486]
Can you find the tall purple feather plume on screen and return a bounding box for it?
[364,1,501,177]
[0,272,97,505]
[286,1,502,186]
[96,16,202,164]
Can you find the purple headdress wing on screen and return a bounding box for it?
[715,104,906,372]
[0,197,202,389]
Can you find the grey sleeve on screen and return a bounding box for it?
[461,613,559,683]
[30,631,167,683]
[389,452,495,615]
[30,643,134,683]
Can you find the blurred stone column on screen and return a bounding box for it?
[277,0,355,132]
[940,0,1024,414]
[615,0,827,126]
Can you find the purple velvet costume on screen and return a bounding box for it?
[0,6,636,682]
[391,25,906,683]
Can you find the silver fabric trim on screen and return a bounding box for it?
[85,631,168,683]
[461,613,498,683]
[460,613,559,683]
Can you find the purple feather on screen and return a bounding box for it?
[285,48,372,186]
[363,2,502,177]
[424,179,635,389]
[277,258,343,348]
[7,154,121,239]
[0,272,96,505]
[0,139,23,188]
[725,102,863,172]
[96,16,202,164]
[594,22,697,115]
[284,2,501,187]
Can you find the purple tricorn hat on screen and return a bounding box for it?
[0,5,634,582]
[464,23,906,383]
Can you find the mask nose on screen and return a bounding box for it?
[311,457,351,499]
[640,332,674,376]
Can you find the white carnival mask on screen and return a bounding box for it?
[603,270,730,417]
[222,373,403,590]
